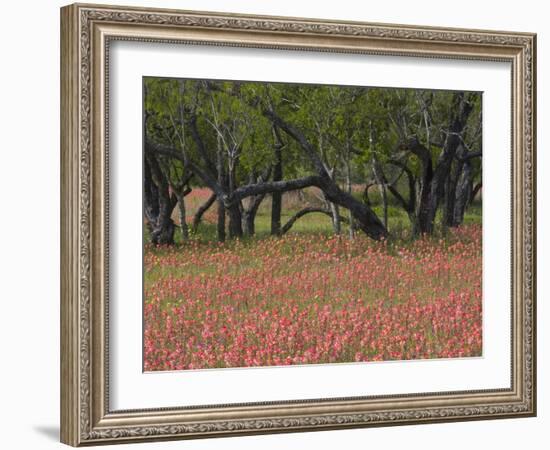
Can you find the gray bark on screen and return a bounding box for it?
[453,161,474,226]
[216,132,226,242]
[344,158,354,239]
[329,200,341,234]
[174,190,190,241]
[242,194,266,236]
[227,202,243,238]
[394,93,475,235]
[143,154,177,245]
[271,126,284,236]
[372,156,388,229]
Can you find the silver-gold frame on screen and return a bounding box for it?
[60,3,536,446]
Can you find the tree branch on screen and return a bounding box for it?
[233,175,323,200]
[458,151,482,162]
[192,192,217,231]
[263,107,330,178]
[388,158,417,213]
[145,139,225,199]
[281,207,349,235]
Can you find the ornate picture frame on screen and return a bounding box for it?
[60,3,536,446]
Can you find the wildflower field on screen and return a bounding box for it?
[144,218,482,371]
[143,79,483,371]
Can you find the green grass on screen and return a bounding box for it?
[143,223,483,370]
[464,200,482,225]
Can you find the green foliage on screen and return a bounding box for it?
[144,78,481,187]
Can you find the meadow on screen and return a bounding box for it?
[143,188,482,371]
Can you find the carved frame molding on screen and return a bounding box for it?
[61,3,536,446]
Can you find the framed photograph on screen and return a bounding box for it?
[60,3,536,446]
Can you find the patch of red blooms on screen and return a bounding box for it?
[144,224,482,371]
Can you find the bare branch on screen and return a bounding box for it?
[282,207,349,235]
[233,175,323,200]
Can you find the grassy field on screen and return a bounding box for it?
[144,188,482,371]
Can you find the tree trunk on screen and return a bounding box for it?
[216,134,226,242]
[175,191,189,241]
[369,124,388,230]
[217,200,226,242]
[345,159,354,239]
[444,173,458,228]
[152,200,176,245]
[325,167,341,235]
[227,201,243,238]
[271,126,284,236]
[453,161,474,226]
[270,192,282,236]
[427,94,474,232]
[143,157,159,235]
[411,94,474,234]
[329,201,341,234]
[372,156,388,229]
[243,211,255,236]
[243,194,266,236]
[444,144,467,227]
[144,155,177,245]
[415,156,435,235]
[379,184,388,229]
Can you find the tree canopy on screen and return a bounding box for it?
[143,77,482,244]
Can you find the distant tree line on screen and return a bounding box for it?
[143,78,482,244]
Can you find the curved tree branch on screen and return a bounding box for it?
[233,176,324,200]
[192,192,217,231]
[263,108,330,178]
[458,151,482,162]
[388,159,416,213]
[282,207,349,235]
